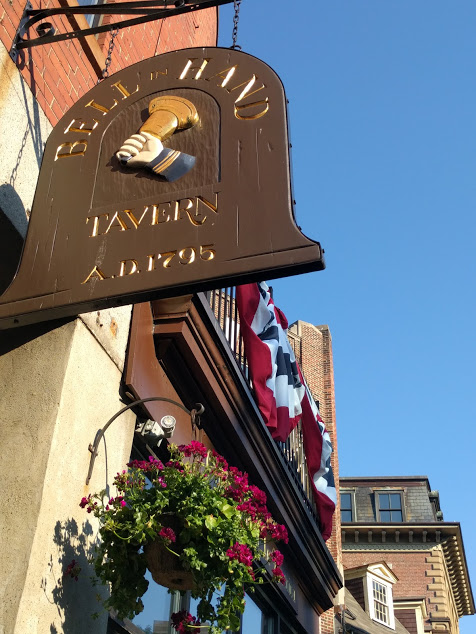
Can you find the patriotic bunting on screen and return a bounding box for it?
[236,282,336,540]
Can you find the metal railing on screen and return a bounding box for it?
[205,288,318,519]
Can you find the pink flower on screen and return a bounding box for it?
[178,441,208,459]
[273,566,286,584]
[171,610,201,633]
[226,542,254,568]
[264,522,289,544]
[64,559,81,581]
[270,549,284,566]
[158,527,176,544]
[120,500,126,507]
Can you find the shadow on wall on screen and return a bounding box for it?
[0,184,26,295]
[44,518,108,634]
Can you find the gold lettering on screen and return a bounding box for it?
[123,207,154,229]
[119,259,140,276]
[111,80,139,99]
[199,244,215,261]
[82,266,107,284]
[150,69,168,80]
[65,118,99,135]
[146,254,156,271]
[186,210,206,226]
[160,251,176,268]
[227,74,266,104]
[179,58,210,80]
[55,140,88,160]
[155,203,172,224]
[105,212,129,234]
[86,213,109,237]
[197,194,218,214]
[86,99,117,115]
[174,198,194,222]
[234,99,269,120]
[186,194,219,226]
[205,65,238,88]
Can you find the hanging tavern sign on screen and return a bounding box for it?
[0,47,325,329]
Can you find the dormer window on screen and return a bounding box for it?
[340,491,354,522]
[377,492,403,522]
[372,578,390,624]
[365,565,397,629]
[344,562,398,631]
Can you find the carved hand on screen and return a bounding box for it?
[116,132,164,167]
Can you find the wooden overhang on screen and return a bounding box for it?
[125,295,342,625]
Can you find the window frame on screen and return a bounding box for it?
[340,489,355,523]
[375,490,404,523]
[366,573,396,630]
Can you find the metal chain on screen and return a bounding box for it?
[100,27,119,82]
[231,0,241,50]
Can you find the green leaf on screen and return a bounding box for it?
[205,515,217,530]
[219,503,235,519]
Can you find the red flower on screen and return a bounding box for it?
[158,527,176,544]
[272,567,286,584]
[178,441,208,459]
[226,542,253,568]
[171,610,201,632]
[64,559,81,581]
[270,549,284,566]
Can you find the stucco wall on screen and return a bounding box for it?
[0,41,51,236]
[0,313,135,634]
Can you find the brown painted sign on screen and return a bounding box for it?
[0,47,324,329]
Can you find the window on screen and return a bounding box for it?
[372,579,389,624]
[241,594,266,633]
[366,572,396,630]
[340,491,353,522]
[377,492,403,522]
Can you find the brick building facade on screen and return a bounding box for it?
[0,1,217,125]
[287,321,474,634]
[288,320,343,634]
[340,476,474,634]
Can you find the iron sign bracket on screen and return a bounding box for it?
[10,0,232,62]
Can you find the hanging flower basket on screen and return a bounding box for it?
[144,516,195,591]
[81,442,288,634]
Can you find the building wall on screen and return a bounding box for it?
[0,0,217,125]
[341,478,436,523]
[0,309,136,634]
[288,321,342,634]
[395,609,418,634]
[342,547,460,634]
[0,6,217,633]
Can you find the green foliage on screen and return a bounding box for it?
[81,442,288,633]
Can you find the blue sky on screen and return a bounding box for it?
[218,2,476,632]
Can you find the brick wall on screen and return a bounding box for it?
[288,321,342,634]
[0,0,217,125]
[395,608,418,634]
[342,548,460,633]
[346,576,365,611]
[343,550,429,599]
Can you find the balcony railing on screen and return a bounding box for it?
[206,288,318,519]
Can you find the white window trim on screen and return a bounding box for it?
[366,572,395,630]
